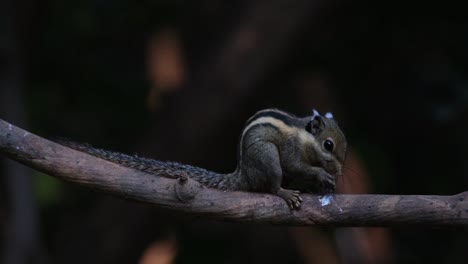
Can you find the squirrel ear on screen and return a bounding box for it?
[311,109,320,119]
[306,115,323,135]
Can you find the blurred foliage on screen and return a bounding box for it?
[34,172,63,207]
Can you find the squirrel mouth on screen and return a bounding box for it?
[323,160,340,177]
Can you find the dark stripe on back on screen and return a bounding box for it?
[245,110,301,128]
[242,122,281,138]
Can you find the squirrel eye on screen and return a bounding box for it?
[323,139,334,152]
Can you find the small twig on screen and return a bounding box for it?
[0,118,467,227]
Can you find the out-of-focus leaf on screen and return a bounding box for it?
[34,172,64,207]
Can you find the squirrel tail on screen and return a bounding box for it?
[56,139,246,191]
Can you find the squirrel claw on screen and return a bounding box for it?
[321,180,336,194]
[277,188,302,210]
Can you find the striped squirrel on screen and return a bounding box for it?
[60,109,346,209]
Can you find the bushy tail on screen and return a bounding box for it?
[56,140,245,191]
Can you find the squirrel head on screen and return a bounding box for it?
[305,110,347,176]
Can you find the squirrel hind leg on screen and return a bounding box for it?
[243,141,302,209]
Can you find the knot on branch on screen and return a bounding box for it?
[1,118,468,227]
[174,173,201,202]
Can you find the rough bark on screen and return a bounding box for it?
[0,118,467,227]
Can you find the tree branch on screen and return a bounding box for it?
[0,118,467,227]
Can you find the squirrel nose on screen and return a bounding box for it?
[336,166,343,177]
[332,165,343,177]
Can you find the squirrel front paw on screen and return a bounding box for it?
[277,188,302,209]
[318,171,336,194]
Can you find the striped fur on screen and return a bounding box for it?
[238,110,330,168]
[57,108,346,197]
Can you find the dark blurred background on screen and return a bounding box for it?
[1,0,468,263]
